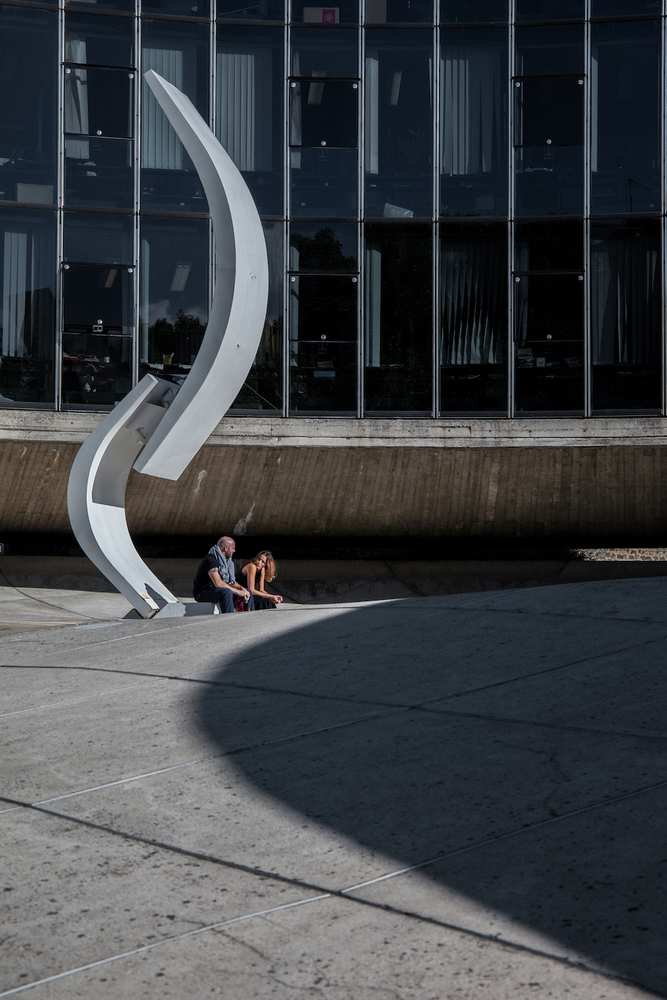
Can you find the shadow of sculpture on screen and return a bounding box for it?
[196,580,667,995]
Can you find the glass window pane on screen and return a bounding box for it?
[62,334,132,408]
[0,208,56,407]
[364,223,431,413]
[591,219,661,413]
[66,0,134,9]
[291,26,358,76]
[592,0,659,13]
[141,21,210,213]
[516,24,583,76]
[62,264,134,409]
[65,13,135,68]
[365,31,433,219]
[515,76,583,148]
[515,147,582,217]
[65,67,134,139]
[231,222,283,412]
[291,148,358,216]
[65,137,133,209]
[515,274,583,341]
[63,263,134,332]
[139,217,209,387]
[218,0,284,20]
[143,0,210,13]
[440,0,507,21]
[366,0,433,25]
[440,221,507,414]
[440,28,508,218]
[290,342,357,412]
[291,0,359,24]
[514,272,583,414]
[591,21,660,216]
[64,212,133,265]
[290,275,357,340]
[216,27,283,216]
[516,0,583,20]
[290,223,357,271]
[515,220,582,271]
[0,8,58,207]
[514,341,583,413]
[291,81,358,148]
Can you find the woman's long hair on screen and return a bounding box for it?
[252,550,277,583]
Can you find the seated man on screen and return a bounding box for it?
[193,535,254,613]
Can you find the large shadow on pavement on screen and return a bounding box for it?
[197,580,667,996]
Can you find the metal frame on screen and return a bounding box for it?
[583,0,592,418]
[431,19,439,419]
[55,0,66,412]
[508,0,515,420]
[662,0,667,416]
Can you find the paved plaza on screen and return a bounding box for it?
[1,575,667,998]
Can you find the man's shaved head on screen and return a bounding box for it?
[218,535,235,551]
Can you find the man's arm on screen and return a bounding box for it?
[208,568,250,601]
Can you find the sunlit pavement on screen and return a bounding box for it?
[1,578,667,999]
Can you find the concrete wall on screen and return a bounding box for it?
[1,411,667,541]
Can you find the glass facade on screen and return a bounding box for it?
[0,1,665,418]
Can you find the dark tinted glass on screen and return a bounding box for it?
[516,24,583,75]
[141,22,210,213]
[515,220,582,271]
[290,27,358,76]
[63,264,133,332]
[515,274,583,341]
[0,8,58,207]
[515,76,583,147]
[218,0,284,20]
[291,0,359,24]
[440,0,507,21]
[291,81,358,148]
[66,0,134,10]
[290,223,357,271]
[65,13,134,67]
[231,222,283,412]
[365,31,433,219]
[143,0,210,13]
[139,217,209,386]
[591,219,661,413]
[216,27,284,215]
[291,148,358,216]
[65,137,133,209]
[65,67,134,139]
[591,21,660,216]
[515,147,582,217]
[290,341,356,411]
[364,224,432,412]
[62,333,132,408]
[516,0,583,19]
[64,213,133,265]
[290,275,357,340]
[0,208,56,407]
[440,221,507,414]
[440,28,508,218]
[514,341,583,413]
[366,0,433,24]
[592,0,659,12]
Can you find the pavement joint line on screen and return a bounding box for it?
[0,677,171,720]
[2,775,666,998]
[0,707,413,817]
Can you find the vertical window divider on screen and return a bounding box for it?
[283,18,291,416]
[662,4,667,415]
[583,0,591,418]
[358,20,364,418]
[432,20,439,419]
[132,10,141,389]
[55,0,66,412]
[508,0,515,420]
[210,8,217,402]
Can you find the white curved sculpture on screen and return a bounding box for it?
[67,71,269,618]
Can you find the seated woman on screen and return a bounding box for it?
[241,550,283,610]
